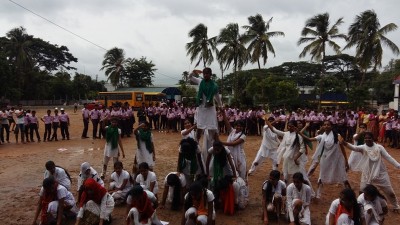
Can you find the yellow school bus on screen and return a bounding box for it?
[97,91,144,108]
[143,92,167,107]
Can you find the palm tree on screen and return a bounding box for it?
[344,10,399,85]
[186,23,217,68]
[217,23,249,100]
[242,14,285,69]
[4,27,35,89]
[298,13,346,62]
[101,47,126,88]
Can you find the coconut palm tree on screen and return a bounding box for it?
[4,27,35,89]
[101,47,126,88]
[217,23,249,99]
[298,13,346,62]
[344,10,399,84]
[186,23,217,68]
[242,14,285,69]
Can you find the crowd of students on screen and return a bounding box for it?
[1,101,399,224]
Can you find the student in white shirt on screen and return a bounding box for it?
[286,172,312,225]
[135,162,159,197]
[358,184,388,225]
[159,172,187,210]
[109,161,132,204]
[262,170,286,225]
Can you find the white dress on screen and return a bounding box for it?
[274,128,307,180]
[314,132,347,183]
[347,142,400,209]
[190,75,222,130]
[135,171,159,195]
[103,127,121,158]
[39,185,78,218]
[110,170,132,200]
[226,127,246,179]
[44,167,71,191]
[136,130,154,168]
[286,183,312,225]
[358,193,387,225]
[348,135,364,172]
[249,125,280,173]
[164,172,187,203]
[326,199,359,225]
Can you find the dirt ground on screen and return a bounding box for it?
[0,106,399,225]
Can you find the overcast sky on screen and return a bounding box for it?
[1,0,399,85]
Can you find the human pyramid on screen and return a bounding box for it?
[15,68,400,225]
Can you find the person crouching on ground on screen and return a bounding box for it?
[32,177,78,225]
[75,178,114,225]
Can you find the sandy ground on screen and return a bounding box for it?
[0,106,399,225]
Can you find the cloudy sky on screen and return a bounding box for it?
[1,0,399,85]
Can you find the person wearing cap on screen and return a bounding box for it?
[44,161,72,191]
[248,117,280,176]
[59,108,70,140]
[14,109,25,144]
[77,162,104,203]
[126,185,162,225]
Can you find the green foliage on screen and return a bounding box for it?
[242,14,285,69]
[186,23,217,67]
[298,13,346,62]
[124,57,156,87]
[0,27,78,101]
[345,10,399,84]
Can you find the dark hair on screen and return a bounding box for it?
[45,161,71,181]
[288,121,301,148]
[324,120,339,144]
[363,184,386,200]
[178,138,198,174]
[45,161,55,170]
[212,141,227,168]
[138,162,150,170]
[203,67,212,74]
[166,173,182,210]
[185,182,207,210]
[43,177,55,189]
[341,188,362,225]
[364,131,374,139]
[264,170,281,203]
[292,172,304,182]
[127,185,144,198]
[234,120,245,127]
[114,161,123,169]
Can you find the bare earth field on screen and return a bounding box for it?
[0,106,399,225]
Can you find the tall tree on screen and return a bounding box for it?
[101,47,126,88]
[298,13,346,62]
[242,14,285,69]
[344,10,399,85]
[217,23,249,100]
[124,57,156,87]
[186,23,217,67]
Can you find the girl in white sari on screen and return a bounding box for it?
[265,119,309,184]
[248,117,280,175]
[341,131,400,211]
[300,120,350,199]
[357,184,388,225]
